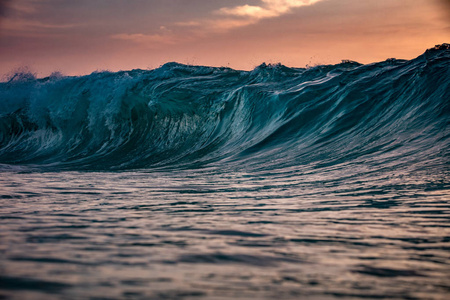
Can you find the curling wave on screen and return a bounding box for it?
[0,45,449,171]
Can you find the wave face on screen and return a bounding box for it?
[0,45,450,300]
[0,46,449,171]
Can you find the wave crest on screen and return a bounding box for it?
[0,45,449,171]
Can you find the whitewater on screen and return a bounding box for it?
[0,45,449,299]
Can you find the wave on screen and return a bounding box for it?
[0,44,449,171]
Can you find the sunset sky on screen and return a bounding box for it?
[0,0,449,77]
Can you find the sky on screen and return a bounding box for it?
[0,0,449,77]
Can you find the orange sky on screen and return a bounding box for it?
[0,0,448,77]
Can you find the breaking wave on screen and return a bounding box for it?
[0,44,449,172]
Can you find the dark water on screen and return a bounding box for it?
[0,45,449,299]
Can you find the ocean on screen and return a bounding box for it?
[0,44,449,299]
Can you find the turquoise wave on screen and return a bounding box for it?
[0,44,449,171]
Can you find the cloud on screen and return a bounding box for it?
[177,0,324,32]
[110,24,187,47]
[174,21,202,27]
[218,0,322,19]
[111,33,179,47]
[0,19,81,38]
[112,0,325,47]
[2,19,79,30]
[218,4,279,19]
[0,0,81,37]
[205,18,257,31]
[1,0,47,18]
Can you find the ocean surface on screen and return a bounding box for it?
[0,45,449,299]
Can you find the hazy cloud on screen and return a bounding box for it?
[218,0,323,19]
[112,1,326,48]
[1,0,43,17]
[176,0,324,31]
[2,19,79,31]
[111,25,186,47]
[111,33,177,46]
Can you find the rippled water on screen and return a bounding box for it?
[1,45,449,299]
[1,166,449,299]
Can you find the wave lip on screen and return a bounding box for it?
[0,45,449,171]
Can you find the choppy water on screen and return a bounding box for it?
[0,45,449,299]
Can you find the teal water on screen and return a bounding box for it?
[0,45,449,299]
